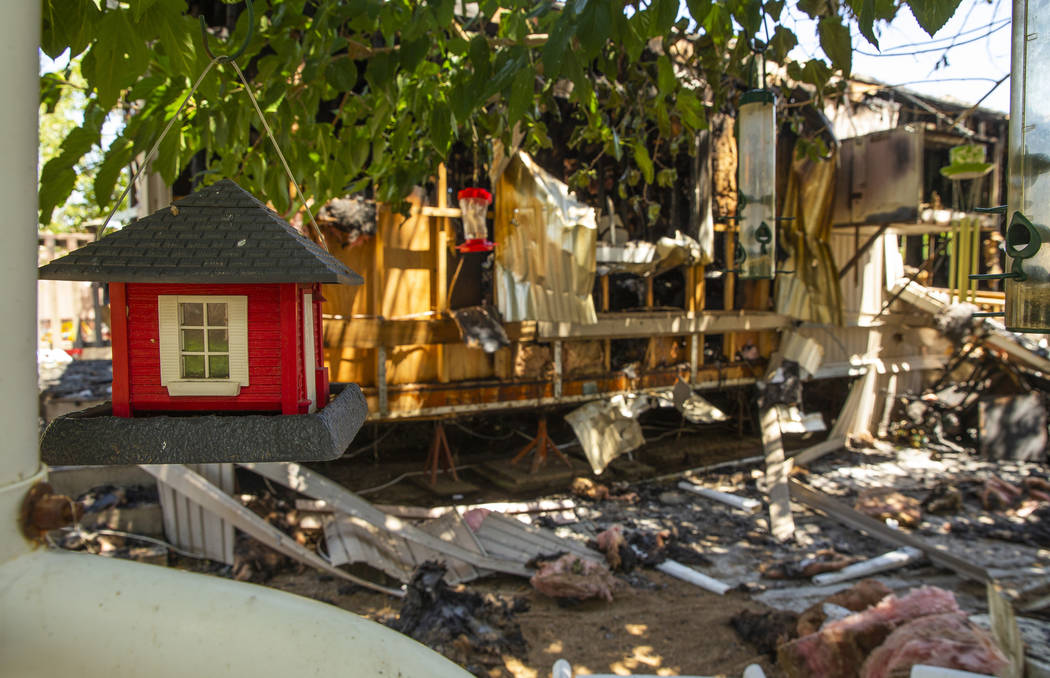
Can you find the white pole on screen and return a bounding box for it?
[678,481,762,514]
[910,666,996,678]
[655,559,731,596]
[812,547,923,586]
[0,0,43,565]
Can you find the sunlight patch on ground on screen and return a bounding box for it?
[546,640,564,654]
[610,645,666,675]
[624,623,648,636]
[503,656,538,678]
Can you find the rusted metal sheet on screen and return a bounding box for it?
[832,127,924,227]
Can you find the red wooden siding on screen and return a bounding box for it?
[109,282,131,417]
[126,283,285,413]
[311,284,328,408]
[280,284,304,414]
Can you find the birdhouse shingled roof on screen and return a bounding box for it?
[38,179,363,286]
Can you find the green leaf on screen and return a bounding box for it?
[906,0,962,36]
[542,17,575,78]
[328,58,358,91]
[94,136,134,208]
[633,142,654,184]
[657,55,676,96]
[430,104,452,155]
[652,0,679,34]
[365,52,398,101]
[685,0,712,24]
[132,0,161,24]
[41,0,100,59]
[764,0,785,21]
[507,65,535,126]
[702,4,732,44]
[430,0,454,26]
[82,10,149,109]
[796,0,826,18]
[818,16,852,74]
[399,37,429,72]
[40,73,64,114]
[675,89,706,130]
[767,25,799,62]
[142,3,195,77]
[730,0,762,37]
[38,163,78,225]
[610,127,623,161]
[852,0,879,48]
[468,35,491,82]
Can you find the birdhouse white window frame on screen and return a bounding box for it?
[157,295,249,397]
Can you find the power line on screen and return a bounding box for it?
[869,17,1009,54]
[855,20,1009,58]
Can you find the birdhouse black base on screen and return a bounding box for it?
[39,384,368,466]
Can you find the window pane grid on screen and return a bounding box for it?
[179,301,230,379]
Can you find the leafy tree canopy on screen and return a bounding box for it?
[39,0,962,225]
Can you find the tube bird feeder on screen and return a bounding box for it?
[456,188,494,253]
[1001,0,1050,331]
[736,89,777,280]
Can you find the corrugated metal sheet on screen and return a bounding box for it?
[323,510,485,585]
[830,227,887,320]
[157,462,235,565]
[494,153,598,324]
[471,513,600,563]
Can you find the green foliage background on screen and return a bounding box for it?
[38,0,961,226]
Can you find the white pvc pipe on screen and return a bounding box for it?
[678,481,762,514]
[0,549,472,678]
[812,547,923,585]
[0,8,471,678]
[553,658,766,678]
[0,0,43,566]
[655,559,731,595]
[910,666,996,678]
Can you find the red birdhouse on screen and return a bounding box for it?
[38,180,366,465]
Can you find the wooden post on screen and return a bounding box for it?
[761,406,795,542]
[553,341,563,399]
[687,264,705,384]
[601,274,611,373]
[45,233,60,348]
[724,229,737,360]
[435,164,450,384]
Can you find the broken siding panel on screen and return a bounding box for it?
[494,153,598,324]
[831,227,886,321]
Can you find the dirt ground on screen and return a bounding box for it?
[86,404,1050,677]
[262,566,782,677]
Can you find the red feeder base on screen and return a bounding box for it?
[457,238,494,253]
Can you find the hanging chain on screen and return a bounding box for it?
[229,61,328,251]
[95,10,330,252]
[95,56,223,241]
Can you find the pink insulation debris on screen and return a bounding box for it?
[860,613,1009,678]
[529,554,619,602]
[461,508,491,531]
[596,525,626,570]
[779,587,963,678]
